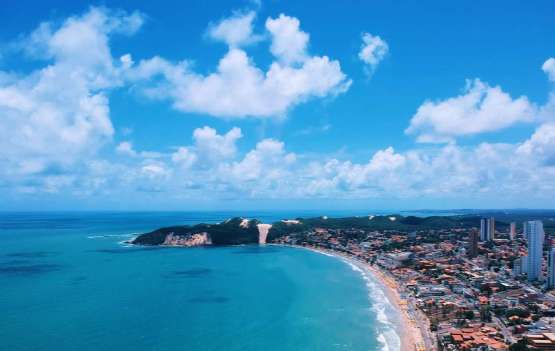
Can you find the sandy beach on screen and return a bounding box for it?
[296,245,426,351]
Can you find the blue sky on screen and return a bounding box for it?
[0,0,554,210]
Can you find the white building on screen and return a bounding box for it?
[480,217,495,242]
[525,220,544,282]
[510,222,516,241]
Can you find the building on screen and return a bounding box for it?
[522,255,529,275]
[548,248,555,290]
[480,217,495,242]
[377,252,412,269]
[513,257,522,277]
[468,230,479,258]
[526,220,545,282]
[480,218,487,241]
[525,333,555,350]
[488,217,495,241]
[510,222,516,241]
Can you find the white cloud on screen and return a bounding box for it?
[517,123,555,165]
[116,141,137,156]
[229,138,296,182]
[5,121,555,206]
[120,54,134,69]
[0,7,144,176]
[141,162,169,179]
[405,79,536,143]
[543,58,555,82]
[358,32,388,74]
[192,126,243,164]
[130,13,350,118]
[171,147,197,168]
[265,14,309,64]
[207,10,260,47]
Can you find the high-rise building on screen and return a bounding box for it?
[480,218,487,241]
[525,220,544,282]
[479,217,495,242]
[548,248,555,289]
[488,217,495,241]
[468,231,479,258]
[509,222,516,241]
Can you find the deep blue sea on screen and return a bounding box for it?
[0,211,417,351]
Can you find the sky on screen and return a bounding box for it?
[0,0,554,211]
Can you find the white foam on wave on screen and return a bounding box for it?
[343,260,401,351]
[303,247,335,258]
[344,260,364,273]
[377,329,400,351]
[87,233,138,239]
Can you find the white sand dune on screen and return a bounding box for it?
[257,224,272,244]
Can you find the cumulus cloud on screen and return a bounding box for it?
[5,120,555,206]
[543,58,555,82]
[129,12,350,118]
[171,147,197,168]
[116,141,137,156]
[228,139,296,182]
[207,10,260,47]
[406,79,536,143]
[265,14,309,64]
[192,126,243,164]
[358,32,388,74]
[0,7,144,176]
[517,123,555,165]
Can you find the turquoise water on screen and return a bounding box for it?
[0,212,399,351]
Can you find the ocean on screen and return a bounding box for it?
[0,211,409,351]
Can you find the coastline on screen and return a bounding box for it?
[291,245,426,351]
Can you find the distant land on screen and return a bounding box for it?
[131,211,555,247]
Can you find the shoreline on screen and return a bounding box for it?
[291,244,426,351]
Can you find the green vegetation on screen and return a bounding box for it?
[132,217,260,246]
[133,212,553,247]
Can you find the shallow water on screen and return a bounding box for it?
[0,212,402,351]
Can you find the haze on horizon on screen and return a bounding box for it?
[0,0,554,211]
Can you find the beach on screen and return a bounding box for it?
[296,245,427,351]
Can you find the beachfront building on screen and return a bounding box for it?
[377,252,412,269]
[525,221,545,282]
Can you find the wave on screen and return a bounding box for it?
[341,258,401,351]
[86,233,138,239]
